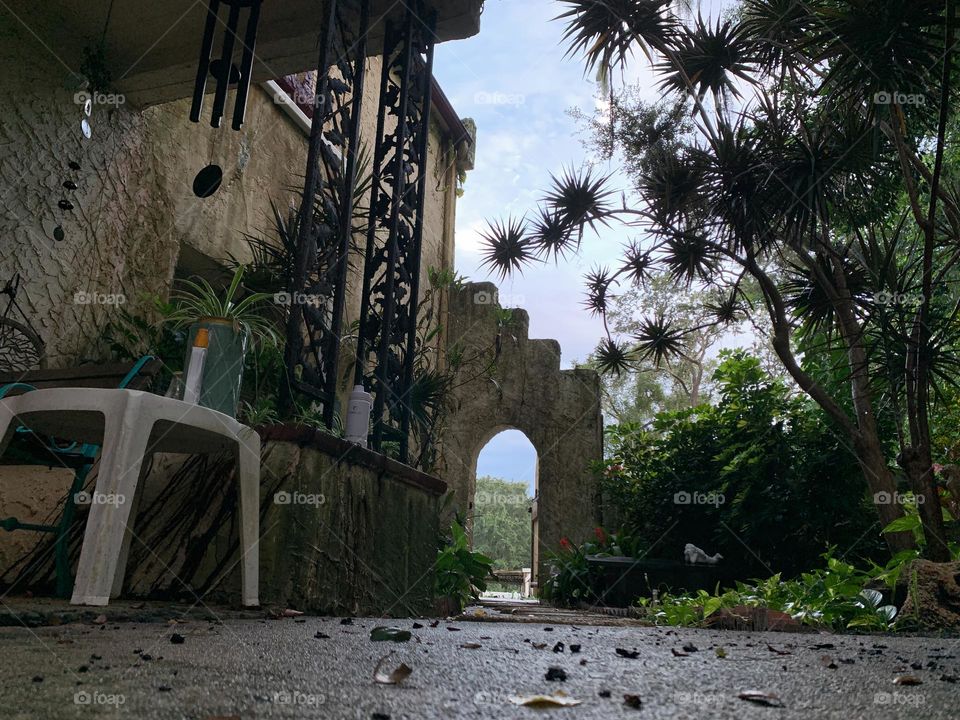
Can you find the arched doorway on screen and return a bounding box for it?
[442,281,606,588]
[471,429,536,597]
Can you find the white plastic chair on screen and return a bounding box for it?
[0,388,260,607]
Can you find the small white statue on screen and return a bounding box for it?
[684,543,723,565]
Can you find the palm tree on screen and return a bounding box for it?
[480,0,959,561]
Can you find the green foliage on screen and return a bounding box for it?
[641,552,898,631]
[100,297,187,390]
[472,477,532,570]
[600,351,885,576]
[435,520,494,612]
[541,527,646,607]
[167,265,278,348]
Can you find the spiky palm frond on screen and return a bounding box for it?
[634,313,686,365]
[659,234,720,285]
[804,0,944,111]
[639,147,705,224]
[656,14,757,103]
[621,240,654,285]
[531,206,577,261]
[478,217,536,279]
[699,118,771,250]
[556,0,677,74]
[705,291,744,325]
[766,113,876,247]
[544,166,615,234]
[740,0,818,77]
[582,266,615,316]
[594,337,635,376]
[782,257,870,335]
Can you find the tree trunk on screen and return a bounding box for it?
[854,433,916,554]
[899,447,952,562]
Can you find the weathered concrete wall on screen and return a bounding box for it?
[442,282,605,586]
[1,431,444,616]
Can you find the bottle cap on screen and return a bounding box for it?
[194,327,210,349]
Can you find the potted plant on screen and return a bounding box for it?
[167,265,277,417]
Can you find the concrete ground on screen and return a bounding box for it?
[0,601,957,719]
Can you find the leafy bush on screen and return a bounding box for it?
[541,527,646,607]
[641,552,898,631]
[599,351,885,576]
[435,520,494,611]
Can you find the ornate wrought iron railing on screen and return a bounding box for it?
[354,2,438,463]
[280,0,370,427]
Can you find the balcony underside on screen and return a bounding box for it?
[5,0,482,106]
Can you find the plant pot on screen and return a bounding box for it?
[433,595,461,617]
[183,317,247,417]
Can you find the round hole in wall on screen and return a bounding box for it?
[192,164,223,198]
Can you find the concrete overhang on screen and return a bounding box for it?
[4,0,483,107]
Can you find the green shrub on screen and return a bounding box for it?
[641,551,898,631]
[435,520,494,611]
[541,527,646,607]
[599,351,885,576]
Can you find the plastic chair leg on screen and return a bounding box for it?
[110,476,144,599]
[235,427,260,607]
[70,398,152,606]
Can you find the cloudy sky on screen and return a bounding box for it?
[433,0,727,494]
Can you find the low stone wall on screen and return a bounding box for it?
[1,426,445,617]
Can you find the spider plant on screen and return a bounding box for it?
[167,265,279,347]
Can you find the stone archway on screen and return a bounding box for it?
[442,282,605,588]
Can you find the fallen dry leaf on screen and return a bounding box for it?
[738,690,784,708]
[373,653,413,685]
[281,608,304,618]
[460,642,482,649]
[370,627,411,643]
[616,648,640,659]
[92,615,107,625]
[509,692,581,708]
[767,644,791,656]
[671,648,689,657]
[623,693,642,709]
[893,675,923,686]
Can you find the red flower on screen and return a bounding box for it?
[559,537,572,551]
[594,527,608,545]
